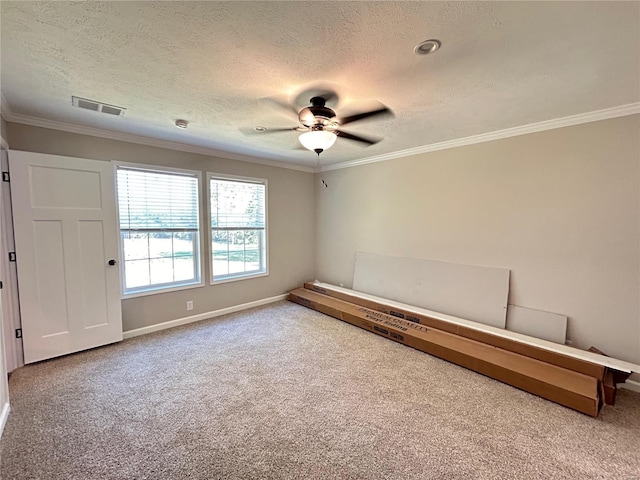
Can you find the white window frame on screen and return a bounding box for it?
[207,172,269,285]
[114,161,205,298]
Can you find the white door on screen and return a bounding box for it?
[9,150,122,363]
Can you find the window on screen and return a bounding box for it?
[209,174,267,283]
[116,165,203,296]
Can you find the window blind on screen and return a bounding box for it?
[117,168,199,231]
[210,179,265,229]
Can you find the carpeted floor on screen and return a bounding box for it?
[1,300,639,480]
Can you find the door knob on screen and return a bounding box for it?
[108,259,117,266]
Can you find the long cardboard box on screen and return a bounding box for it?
[289,288,602,417]
[303,282,629,385]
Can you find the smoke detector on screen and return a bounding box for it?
[72,96,126,116]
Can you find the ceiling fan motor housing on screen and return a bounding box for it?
[299,96,337,128]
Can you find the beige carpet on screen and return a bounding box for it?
[1,301,639,479]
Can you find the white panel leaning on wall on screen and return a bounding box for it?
[506,305,567,344]
[352,251,568,344]
[353,251,510,329]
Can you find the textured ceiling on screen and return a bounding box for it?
[1,1,639,168]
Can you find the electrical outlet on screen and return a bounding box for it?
[186,301,193,311]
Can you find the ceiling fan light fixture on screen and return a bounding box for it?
[299,130,337,154]
[414,39,441,55]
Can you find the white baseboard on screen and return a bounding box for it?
[619,379,640,394]
[123,294,288,339]
[0,402,10,439]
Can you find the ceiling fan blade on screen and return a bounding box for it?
[262,127,300,132]
[240,126,299,135]
[259,96,300,119]
[335,130,380,145]
[338,106,393,126]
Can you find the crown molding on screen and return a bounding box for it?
[3,111,315,173]
[3,102,638,175]
[319,102,640,172]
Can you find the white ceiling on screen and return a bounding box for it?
[1,1,639,169]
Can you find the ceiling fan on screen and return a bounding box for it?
[252,94,394,156]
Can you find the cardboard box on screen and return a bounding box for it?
[303,282,608,380]
[289,287,602,417]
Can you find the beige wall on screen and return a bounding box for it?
[315,115,640,364]
[0,115,7,144]
[7,122,316,332]
[5,116,640,367]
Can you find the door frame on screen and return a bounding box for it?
[0,139,23,372]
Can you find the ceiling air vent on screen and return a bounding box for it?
[72,96,126,116]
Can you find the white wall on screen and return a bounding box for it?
[315,115,640,364]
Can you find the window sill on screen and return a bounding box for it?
[122,281,206,299]
[210,271,269,286]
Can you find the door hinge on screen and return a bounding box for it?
[15,328,22,339]
[8,252,16,262]
[0,280,3,289]
[2,172,9,182]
